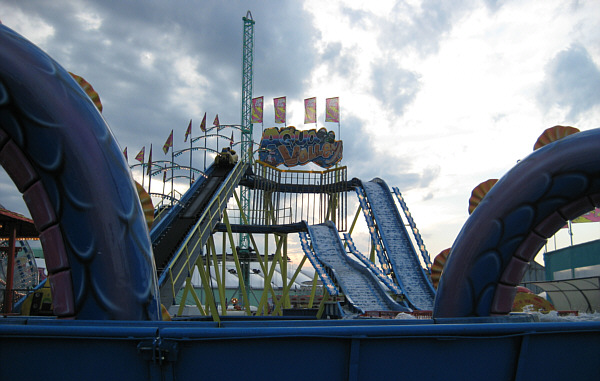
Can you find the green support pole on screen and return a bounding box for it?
[239,11,255,253]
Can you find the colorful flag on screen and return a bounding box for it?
[213,114,220,127]
[274,96,286,124]
[200,112,207,132]
[304,97,317,124]
[230,131,234,147]
[184,119,192,142]
[147,145,153,175]
[123,147,128,162]
[251,96,264,123]
[325,97,340,123]
[135,147,145,163]
[163,130,173,154]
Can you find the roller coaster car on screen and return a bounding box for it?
[215,147,238,167]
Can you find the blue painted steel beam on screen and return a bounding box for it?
[1,319,599,380]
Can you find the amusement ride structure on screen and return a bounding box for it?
[0,12,599,381]
[105,11,437,319]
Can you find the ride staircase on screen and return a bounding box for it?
[360,179,436,310]
[302,221,408,314]
[150,160,248,308]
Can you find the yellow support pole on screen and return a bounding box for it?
[185,276,207,316]
[344,205,363,250]
[232,191,270,277]
[316,289,331,319]
[222,232,227,303]
[223,209,252,315]
[370,243,376,263]
[272,255,307,314]
[208,236,227,316]
[231,190,281,315]
[194,252,221,323]
[177,280,191,316]
[256,235,284,315]
[348,205,362,236]
[260,233,269,316]
[308,271,319,308]
[282,234,290,309]
[264,198,282,307]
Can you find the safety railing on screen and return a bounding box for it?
[392,187,432,270]
[252,161,348,231]
[158,161,248,307]
[354,187,390,275]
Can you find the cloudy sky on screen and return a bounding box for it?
[2,0,600,261]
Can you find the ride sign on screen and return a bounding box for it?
[258,126,343,169]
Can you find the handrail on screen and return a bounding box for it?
[158,161,248,291]
[392,187,432,269]
[354,187,390,274]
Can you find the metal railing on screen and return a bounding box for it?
[158,161,248,307]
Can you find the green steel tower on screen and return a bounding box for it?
[239,11,254,255]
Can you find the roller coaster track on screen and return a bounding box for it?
[304,221,408,314]
[360,179,436,310]
[153,160,247,308]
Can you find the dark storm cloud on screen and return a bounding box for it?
[1,0,319,214]
[253,3,318,100]
[371,60,421,117]
[4,0,319,144]
[537,44,600,120]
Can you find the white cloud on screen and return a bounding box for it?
[2,4,55,46]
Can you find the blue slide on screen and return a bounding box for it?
[360,179,436,310]
[306,221,409,314]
